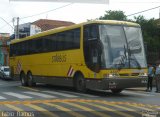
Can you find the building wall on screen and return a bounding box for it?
[0,33,10,66]
[0,41,4,65]
[30,25,41,36]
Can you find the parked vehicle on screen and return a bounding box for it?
[0,66,11,80]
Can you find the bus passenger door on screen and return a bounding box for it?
[83,24,101,73]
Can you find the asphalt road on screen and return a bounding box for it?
[0,78,159,117]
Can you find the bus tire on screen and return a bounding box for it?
[75,74,86,93]
[27,72,36,87]
[111,89,123,93]
[20,72,28,86]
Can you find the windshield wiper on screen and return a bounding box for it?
[128,48,141,69]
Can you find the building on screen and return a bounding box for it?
[0,33,10,66]
[15,19,75,38]
[155,18,160,27]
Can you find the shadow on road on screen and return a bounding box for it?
[0,79,136,98]
[32,84,132,98]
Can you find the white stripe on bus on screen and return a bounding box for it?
[68,67,73,76]
[67,66,72,76]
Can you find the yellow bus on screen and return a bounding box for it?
[10,20,148,93]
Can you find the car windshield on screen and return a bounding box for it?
[99,25,147,69]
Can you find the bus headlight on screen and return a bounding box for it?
[138,73,148,77]
[103,73,119,78]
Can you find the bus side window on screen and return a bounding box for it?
[84,25,98,41]
[73,28,80,48]
[65,31,73,49]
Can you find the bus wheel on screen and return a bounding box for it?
[20,72,28,86]
[75,74,86,93]
[27,72,36,87]
[111,89,123,94]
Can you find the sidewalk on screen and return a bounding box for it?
[126,87,146,92]
[126,87,160,93]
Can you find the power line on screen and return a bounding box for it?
[0,3,74,33]
[120,2,160,4]
[0,20,13,30]
[127,5,160,17]
[0,17,14,29]
[20,3,74,19]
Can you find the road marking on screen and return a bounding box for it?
[60,90,99,98]
[126,103,154,111]
[98,101,140,116]
[0,99,158,110]
[79,102,112,117]
[62,102,107,117]
[123,90,155,96]
[25,104,59,117]
[3,92,32,99]
[23,91,56,98]
[81,102,138,117]
[42,91,78,98]
[44,102,86,117]
[19,86,39,92]
[5,104,24,111]
[0,96,6,100]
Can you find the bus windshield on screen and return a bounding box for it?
[99,25,147,69]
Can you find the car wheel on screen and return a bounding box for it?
[20,72,28,86]
[2,75,4,79]
[27,72,36,87]
[75,74,86,93]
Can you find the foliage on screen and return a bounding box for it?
[134,15,160,52]
[99,10,127,21]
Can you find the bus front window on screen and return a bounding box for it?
[99,25,147,69]
[124,27,147,68]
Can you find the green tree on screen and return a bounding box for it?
[99,10,127,20]
[134,15,160,51]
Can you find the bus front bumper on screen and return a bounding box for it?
[85,77,148,90]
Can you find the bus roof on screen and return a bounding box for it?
[10,20,140,44]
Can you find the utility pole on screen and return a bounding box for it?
[13,17,19,39]
[159,8,160,18]
[16,17,19,39]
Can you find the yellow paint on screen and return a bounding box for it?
[24,104,59,117]
[5,104,24,111]
[82,101,139,117]
[127,103,154,111]
[0,99,158,109]
[0,99,158,117]
[80,101,120,117]
[44,102,85,117]
[4,104,35,117]
[101,102,139,116]
[62,102,108,117]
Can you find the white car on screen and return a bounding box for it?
[0,66,11,80]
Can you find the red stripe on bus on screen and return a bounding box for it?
[67,66,72,76]
[68,68,73,77]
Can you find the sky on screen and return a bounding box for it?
[0,0,160,34]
